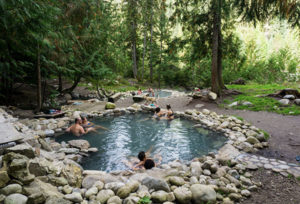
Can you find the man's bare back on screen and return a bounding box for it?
[66,123,85,136]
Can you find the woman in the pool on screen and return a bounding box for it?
[163,104,174,120]
[80,115,109,131]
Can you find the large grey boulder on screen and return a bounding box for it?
[24,178,64,199]
[0,184,22,195]
[4,194,28,204]
[174,187,192,204]
[68,140,90,150]
[0,171,10,188]
[141,177,170,192]
[5,143,35,158]
[190,184,216,204]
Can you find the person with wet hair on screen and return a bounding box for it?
[165,104,174,120]
[153,107,165,119]
[80,115,108,131]
[144,159,155,169]
[66,118,92,136]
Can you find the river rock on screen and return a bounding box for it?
[4,193,27,204]
[283,95,295,100]
[202,109,210,115]
[57,121,67,128]
[64,192,83,203]
[151,191,175,203]
[116,181,139,199]
[24,178,64,199]
[190,162,202,177]
[228,102,238,107]
[105,102,116,110]
[105,182,125,193]
[5,143,35,158]
[58,148,79,154]
[0,171,10,188]
[241,189,251,197]
[96,189,115,204]
[38,138,53,152]
[44,129,55,137]
[279,99,289,106]
[68,140,90,150]
[61,159,83,187]
[107,196,122,204]
[246,136,260,145]
[0,184,22,195]
[132,95,145,103]
[295,99,300,105]
[141,177,170,192]
[45,197,72,204]
[123,196,140,204]
[63,185,73,194]
[242,101,253,106]
[190,184,216,204]
[228,193,242,201]
[174,187,192,203]
[208,92,217,100]
[169,176,185,186]
[82,175,103,189]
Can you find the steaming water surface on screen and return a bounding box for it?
[56,113,227,172]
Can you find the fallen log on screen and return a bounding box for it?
[108,92,122,103]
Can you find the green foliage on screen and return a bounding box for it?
[224,83,300,115]
[261,130,270,140]
[137,196,151,204]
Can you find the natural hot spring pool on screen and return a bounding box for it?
[56,113,227,172]
[143,90,172,98]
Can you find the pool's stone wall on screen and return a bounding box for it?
[0,104,297,204]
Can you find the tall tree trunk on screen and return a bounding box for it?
[36,43,42,112]
[149,13,153,84]
[211,0,221,96]
[217,0,226,90]
[142,22,147,81]
[58,72,63,92]
[131,21,138,79]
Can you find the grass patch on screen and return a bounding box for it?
[261,129,270,140]
[297,177,300,181]
[137,196,151,204]
[223,83,300,115]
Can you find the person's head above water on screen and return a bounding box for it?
[166,104,171,110]
[144,159,155,169]
[80,115,87,122]
[138,151,146,161]
[75,118,81,124]
[155,107,161,113]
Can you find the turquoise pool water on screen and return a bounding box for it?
[144,90,172,98]
[56,113,227,172]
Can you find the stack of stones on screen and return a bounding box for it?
[0,106,273,203]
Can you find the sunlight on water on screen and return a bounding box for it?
[56,113,227,172]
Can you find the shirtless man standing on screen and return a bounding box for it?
[66,118,92,136]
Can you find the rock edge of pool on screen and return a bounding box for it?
[3,105,298,204]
